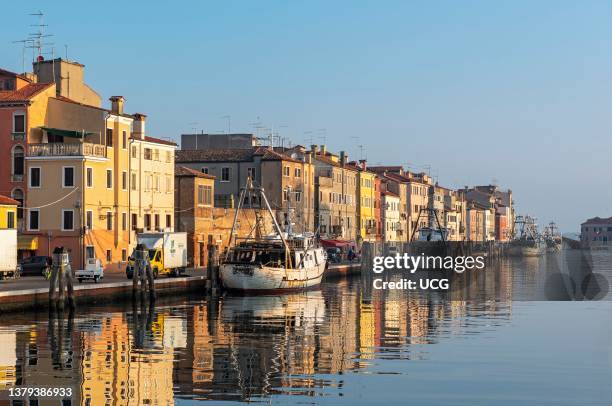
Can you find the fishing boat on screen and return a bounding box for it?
[542,221,562,252]
[219,180,327,292]
[507,215,545,257]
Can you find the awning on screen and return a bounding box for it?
[17,235,38,251]
[39,126,96,139]
[320,239,353,249]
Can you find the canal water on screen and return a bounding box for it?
[0,252,611,405]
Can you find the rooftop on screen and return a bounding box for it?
[582,217,612,225]
[175,166,216,179]
[0,195,19,206]
[176,147,301,163]
[0,83,54,103]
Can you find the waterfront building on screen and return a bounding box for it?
[350,160,378,242]
[373,176,383,241]
[175,166,216,267]
[581,217,612,247]
[0,195,18,230]
[442,188,467,241]
[466,202,489,242]
[1,59,175,271]
[176,146,315,233]
[375,171,409,242]
[381,191,400,242]
[129,112,177,234]
[309,145,358,241]
[467,185,514,241]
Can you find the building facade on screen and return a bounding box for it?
[581,217,612,247]
[382,191,400,242]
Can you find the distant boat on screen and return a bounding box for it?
[542,221,562,252]
[219,180,327,292]
[507,215,545,257]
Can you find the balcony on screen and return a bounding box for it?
[12,132,25,141]
[28,143,107,158]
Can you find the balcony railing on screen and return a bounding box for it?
[28,143,107,158]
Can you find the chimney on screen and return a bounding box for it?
[340,151,348,165]
[311,144,318,155]
[321,145,327,155]
[305,151,312,164]
[133,113,146,140]
[359,159,367,171]
[110,96,125,115]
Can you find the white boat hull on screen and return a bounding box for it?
[220,262,326,292]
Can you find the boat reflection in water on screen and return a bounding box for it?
[0,254,609,404]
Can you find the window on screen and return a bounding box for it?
[295,191,302,203]
[221,167,231,182]
[131,145,137,158]
[144,214,151,230]
[201,167,208,174]
[12,145,24,176]
[131,213,138,230]
[122,130,127,149]
[106,211,113,230]
[86,210,93,230]
[28,209,39,230]
[153,149,160,161]
[294,168,301,178]
[12,189,23,220]
[283,166,290,177]
[13,113,25,133]
[166,214,171,229]
[86,167,93,188]
[106,128,113,147]
[86,246,95,260]
[122,171,127,190]
[198,185,212,206]
[144,148,152,160]
[121,212,127,230]
[166,151,172,163]
[122,249,127,261]
[154,214,160,230]
[283,189,290,202]
[29,167,41,188]
[106,169,112,188]
[154,175,160,191]
[106,249,112,262]
[131,172,137,191]
[7,211,15,229]
[62,210,74,231]
[63,167,75,188]
[247,167,256,179]
[165,175,171,193]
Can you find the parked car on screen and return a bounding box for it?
[19,256,51,277]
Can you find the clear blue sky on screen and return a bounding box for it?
[3,1,612,232]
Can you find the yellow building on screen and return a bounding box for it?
[352,162,377,242]
[0,195,18,229]
[18,58,175,272]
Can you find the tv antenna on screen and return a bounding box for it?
[26,11,54,62]
[11,38,33,73]
[220,115,231,133]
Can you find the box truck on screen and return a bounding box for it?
[0,229,18,279]
[126,232,188,279]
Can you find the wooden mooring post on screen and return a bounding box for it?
[131,243,156,301]
[206,235,220,294]
[48,246,75,309]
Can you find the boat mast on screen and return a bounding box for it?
[260,185,293,269]
[225,185,247,260]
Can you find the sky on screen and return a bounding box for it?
[2,0,612,232]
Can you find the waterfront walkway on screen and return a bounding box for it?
[0,263,360,312]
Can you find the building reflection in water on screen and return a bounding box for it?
[0,255,585,404]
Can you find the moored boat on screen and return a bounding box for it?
[219,180,327,292]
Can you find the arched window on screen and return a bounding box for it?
[11,188,24,220]
[12,145,24,177]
